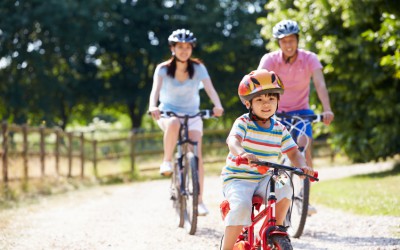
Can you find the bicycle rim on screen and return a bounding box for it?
[287,174,310,238]
[171,159,185,228]
[182,152,199,235]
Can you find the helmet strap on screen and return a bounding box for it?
[248,107,269,124]
[284,49,298,64]
[248,103,279,124]
[173,55,187,63]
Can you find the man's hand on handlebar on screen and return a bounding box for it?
[322,111,334,125]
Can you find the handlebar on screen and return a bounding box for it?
[235,156,319,182]
[148,109,215,119]
[276,113,324,123]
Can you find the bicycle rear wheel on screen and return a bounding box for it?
[182,152,199,235]
[287,174,310,238]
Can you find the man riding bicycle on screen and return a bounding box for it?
[257,19,334,215]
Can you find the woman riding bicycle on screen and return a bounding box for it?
[148,28,224,216]
[220,69,313,250]
[257,19,334,215]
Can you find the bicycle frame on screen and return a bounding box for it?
[161,110,214,235]
[220,157,318,249]
[276,113,324,238]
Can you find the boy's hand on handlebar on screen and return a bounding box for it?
[237,153,268,174]
[149,107,161,120]
[238,152,258,166]
[213,106,224,117]
[300,166,314,180]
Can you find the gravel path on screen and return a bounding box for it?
[0,161,399,250]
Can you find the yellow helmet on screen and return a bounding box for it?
[238,69,284,103]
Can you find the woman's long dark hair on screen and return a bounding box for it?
[166,57,203,79]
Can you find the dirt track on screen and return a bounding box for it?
[0,161,399,250]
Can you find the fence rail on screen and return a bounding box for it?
[1,122,334,185]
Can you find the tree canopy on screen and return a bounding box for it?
[0,0,399,162]
[258,0,400,162]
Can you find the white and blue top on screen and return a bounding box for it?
[221,114,297,185]
[155,63,209,115]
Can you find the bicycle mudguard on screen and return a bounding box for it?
[233,240,251,250]
[252,195,263,212]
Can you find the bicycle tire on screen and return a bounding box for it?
[182,152,199,235]
[269,235,293,250]
[287,174,310,238]
[171,158,185,228]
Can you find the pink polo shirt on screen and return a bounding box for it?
[257,49,322,112]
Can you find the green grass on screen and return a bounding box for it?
[311,162,400,216]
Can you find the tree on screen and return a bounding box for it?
[258,0,400,162]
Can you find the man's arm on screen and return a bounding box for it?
[312,68,334,125]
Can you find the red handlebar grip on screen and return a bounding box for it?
[235,155,248,166]
[310,171,318,182]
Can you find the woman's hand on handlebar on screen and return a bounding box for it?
[213,106,224,117]
[149,107,161,120]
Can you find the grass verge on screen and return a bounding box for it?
[311,162,400,216]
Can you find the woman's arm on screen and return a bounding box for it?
[148,72,163,120]
[202,78,224,117]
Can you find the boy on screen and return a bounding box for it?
[221,69,314,249]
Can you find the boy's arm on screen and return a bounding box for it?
[226,135,258,162]
[226,135,245,156]
[286,148,314,177]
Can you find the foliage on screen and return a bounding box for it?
[258,0,400,162]
[1,0,399,161]
[0,0,268,130]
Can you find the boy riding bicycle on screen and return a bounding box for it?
[220,69,314,250]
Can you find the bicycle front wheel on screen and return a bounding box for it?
[182,152,199,235]
[287,174,310,238]
[171,158,184,228]
[269,235,293,250]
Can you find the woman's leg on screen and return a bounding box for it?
[188,130,204,202]
[159,117,180,162]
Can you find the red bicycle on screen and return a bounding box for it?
[220,156,319,250]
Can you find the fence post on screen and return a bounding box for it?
[55,128,60,175]
[130,131,136,173]
[40,125,45,177]
[2,122,8,184]
[92,139,98,178]
[22,124,28,182]
[67,132,73,177]
[80,132,85,178]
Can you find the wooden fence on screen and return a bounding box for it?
[0,122,335,185]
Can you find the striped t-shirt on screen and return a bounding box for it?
[221,114,297,185]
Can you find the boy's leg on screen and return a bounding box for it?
[276,198,290,225]
[222,225,243,250]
